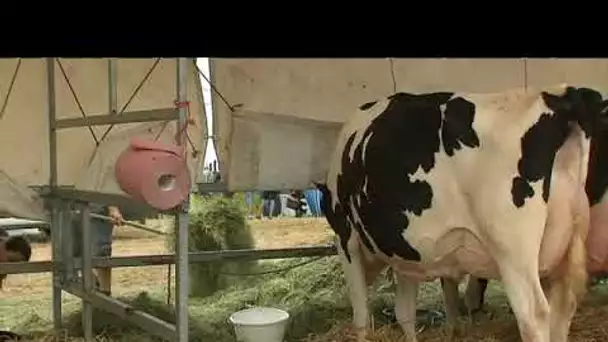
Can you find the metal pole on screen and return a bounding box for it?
[108,58,117,115]
[81,204,94,342]
[0,244,338,274]
[175,57,190,342]
[62,202,75,282]
[46,57,63,331]
[50,204,63,328]
[47,60,57,186]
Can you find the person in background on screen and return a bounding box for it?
[0,229,32,290]
[244,191,255,219]
[261,191,281,219]
[304,188,323,217]
[287,190,308,217]
[72,204,124,296]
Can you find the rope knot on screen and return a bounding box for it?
[174,100,196,125]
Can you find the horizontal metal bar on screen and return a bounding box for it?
[0,224,49,230]
[63,282,176,340]
[196,182,325,193]
[196,182,228,193]
[39,184,256,207]
[179,244,336,264]
[2,260,53,274]
[39,187,161,215]
[0,218,49,228]
[0,245,337,275]
[54,108,178,129]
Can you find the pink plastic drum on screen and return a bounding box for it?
[114,138,191,210]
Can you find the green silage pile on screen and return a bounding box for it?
[56,256,405,342]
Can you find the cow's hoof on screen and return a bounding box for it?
[351,326,369,342]
[444,320,465,341]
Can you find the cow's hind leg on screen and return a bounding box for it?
[464,276,489,316]
[546,206,589,342]
[499,264,551,342]
[337,238,372,342]
[440,277,463,340]
[492,232,552,342]
[394,272,419,342]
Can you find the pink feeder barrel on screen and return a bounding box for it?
[114,138,191,211]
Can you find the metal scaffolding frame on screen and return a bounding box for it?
[0,57,338,342]
[44,57,192,342]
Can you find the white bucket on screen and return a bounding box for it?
[229,307,290,342]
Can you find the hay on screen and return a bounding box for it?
[305,283,608,342]
[60,292,207,341]
[11,253,608,341]
[17,257,399,341]
[167,194,256,297]
[187,257,355,341]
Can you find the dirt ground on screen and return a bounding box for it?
[0,217,333,299]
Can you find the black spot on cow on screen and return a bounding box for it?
[511,113,570,206]
[359,101,377,111]
[441,97,480,156]
[586,100,608,206]
[511,87,607,208]
[319,92,480,262]
[317,183,353,262]
[512,176,535,208]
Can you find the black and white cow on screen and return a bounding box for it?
[317,84,608,342]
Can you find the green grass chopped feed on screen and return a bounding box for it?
[18,257,408,341]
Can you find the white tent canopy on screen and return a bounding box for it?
[5,57,608,214]
[0,58,207,219]
[209,58,608,191]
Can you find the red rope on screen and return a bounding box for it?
[173,100,202,159]
[174,100,189,109]
[174,100,196,125]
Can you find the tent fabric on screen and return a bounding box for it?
[0,58,207,218]
[209,58,608,191]
[0,170,48,221]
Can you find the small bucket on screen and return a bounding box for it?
[229,307,290,342]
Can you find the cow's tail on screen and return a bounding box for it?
[547,129,590,323]
[564,204,589,301]
[545,189,589,331]
[559,131,591,306]
[566,126,591,300]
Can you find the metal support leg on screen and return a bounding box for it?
[62,202,75,282]
[175,209,189,342]
[108,58,117,115]
[46,57,63,330]
[51,203,63,330]
[81,203,94,342]
[175,57,190,342]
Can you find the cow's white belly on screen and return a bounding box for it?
[373,225,499,282]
